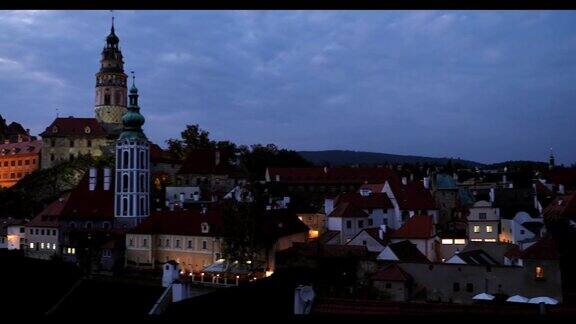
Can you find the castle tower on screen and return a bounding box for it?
[95,17,128,134]
[114,73,150,229]
[549,148,555,170]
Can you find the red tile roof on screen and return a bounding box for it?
[327,202,369,218]
[177,149,233,175]
[386,240,430,263]
[129,209,224,236]
[257,209,309,244]
[390,181,436,210]
[266,167,398,185]
[40,117,107,138]
[334,192,393,210]
[543,192,576,221]
[150,143,180,164]
[60,169,114,220]
[520,236,559,260]
[28,193,70,227]
[390,215,435,239]
[371,264,412,282]
[0,140,42,156]
[277,242,369,258]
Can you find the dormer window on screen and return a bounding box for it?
[201,222,209,234]
[52,126,59,133]
[85,126,91,134]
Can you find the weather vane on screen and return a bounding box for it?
[131,71,135,84]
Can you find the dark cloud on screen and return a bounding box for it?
[0,10,574,164]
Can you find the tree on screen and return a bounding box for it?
[165,124,215,160]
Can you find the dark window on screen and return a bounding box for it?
[479,213,487,220]
[69,140,74,147]
[385,283,392,289]
[87,140,92,147]
[51,139,56,147]
[358,220,364,228]
[453,283,460,292]
[362,240,367,246]
[19,227,24,233]
[202,241,207,250]
[346,220,352,229]
[24,159,30,165]
[17,160,22,166]
[11,161,15,166]
[187,241,192,248]
[50,154,55,161]
[466,283,473,292]
[429,264,434,270]
[69,154,74,161]
[104,94,111,105]
[52,229,56,235]
[487,266,492,272]
[368,219,373,226]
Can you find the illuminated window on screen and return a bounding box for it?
[29,243,35,249]
[454,239,466,245]
[484,239,497,242]
[486,225,493,233]
[308,230,319,239]
[536,266,544,279]
[471,239,482,242]
[473,225,480,233]
[40,243,45,249]
[52,244,57,250]
[442,239,454,245]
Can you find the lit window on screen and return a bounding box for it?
[535,266,544,279]
[486,225,493,233]
[45,243,50,249]
[484,239,497,242]
[52,244,57,250]
[40,243,45,249]
[473,225,480,233]
[29,243,35,249]
[454,239,466,245]
[308,230,319,239]
[442,239,454,245]
[471,239,482,242]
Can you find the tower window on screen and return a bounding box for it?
[87,139,92,147]
[123,151,129,169]
[104,94,111,105]
[69,140,74,147]
[123,174,129,192]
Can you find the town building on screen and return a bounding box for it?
[296,213,326,239]
[25,194,70,260]
[1,217,28,250]
[0,140,42,188]
[0,115,33,143]
[125,208,225,273]
[467,199,500,242]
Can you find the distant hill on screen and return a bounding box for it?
[298,150,484,168]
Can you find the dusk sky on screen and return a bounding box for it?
[0,10,575,164]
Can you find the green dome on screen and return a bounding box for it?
[119,75,147,141]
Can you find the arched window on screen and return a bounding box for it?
[123,151,129,169]
[140,197,146,215]
[85,222,93,230]
[103,222,111,230]
[140,151,145,169]
[104,94,111,105]
[140,174,145,192]
[122,197,129,216]
[69,222,76,229]
[123,174,129,192]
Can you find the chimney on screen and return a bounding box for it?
[379,225,387,240]
[489,188,495,203]
[88,168,97,191]
[559,184,565,195]
[215,150,220,166]
[423,176,430,189]
[401,177,408,186]
[103,168,111,191]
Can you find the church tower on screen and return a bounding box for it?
[114,73,150,229]
[549,149,555,170]
[95,17,128,135]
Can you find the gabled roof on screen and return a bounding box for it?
[318,230,340,244]
[390,181,436,210]
[520,236,559,260]
[385,240,430,263]
[453,249,500,266]
[28,193,70,227]
[371,264,412,282]
[40,117,107,138]
[60,169,114,220]
[390,215,435,239]
[0,140,42,156]
[256,209,309,244]
[129,209,224,237]
[327,202,369,219]
[334,192,393,210]
[359,183,385,193]
[348,227,392,247]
